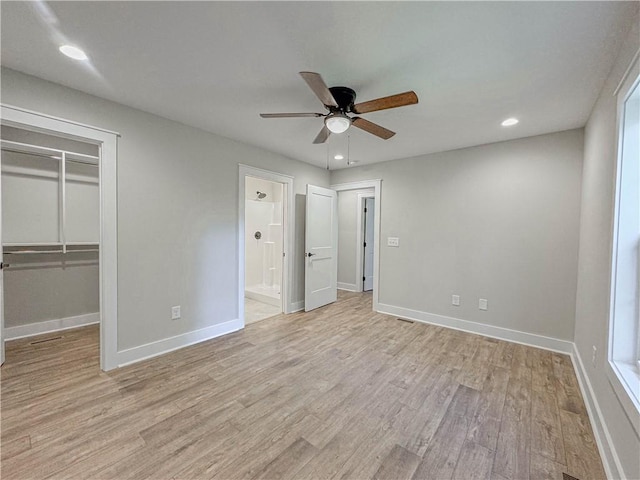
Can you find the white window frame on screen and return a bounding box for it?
[607,56,640,436]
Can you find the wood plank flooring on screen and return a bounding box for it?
[1,292,606,479]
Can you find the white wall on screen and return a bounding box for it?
[574,17,640,480]
[331,129,584,342]
[337,189,373,289]
[1,67,329,351]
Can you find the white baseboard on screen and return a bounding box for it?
[245,290,280,307]
[376,303,573,354]
[117,318,243,367]
[290,300,304,313]
[338,282,358,292]
[571,345,623,480]
[4,312,100,340]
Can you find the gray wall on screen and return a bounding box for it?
[1,67,329,350]
[574,18,640,480]
[337,189,373,288]
[331,129,584,341]
[3,256,98,328]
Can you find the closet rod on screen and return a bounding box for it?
[1,147,99,166]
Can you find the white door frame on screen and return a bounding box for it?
[0,104,119,371]
[356,193,375,292]
[331,179,381,311]
[238,164,294,323]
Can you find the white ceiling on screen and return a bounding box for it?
[1,1,637,169]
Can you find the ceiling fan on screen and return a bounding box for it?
[260,72,418,144]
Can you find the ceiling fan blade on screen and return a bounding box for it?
[352,117,395,140]
[313,125,331,144]
[260,113,324,118]
[352,91,418,114]
[300,72,338,108]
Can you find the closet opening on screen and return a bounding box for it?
[332,179,381,312]
[1,126,101,366]
[244,176,284,324]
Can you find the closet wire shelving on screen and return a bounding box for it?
[1,139,100,268]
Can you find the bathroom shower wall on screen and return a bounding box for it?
[245,177,283,303]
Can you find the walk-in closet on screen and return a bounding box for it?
[1,125,100,358]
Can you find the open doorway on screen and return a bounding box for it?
[238,165,293,326]
[244,177,283,323]
[0,104,118,371]
[362,197,375,292]
[333,179,381,311]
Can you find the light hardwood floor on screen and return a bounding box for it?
[1,292,605,479]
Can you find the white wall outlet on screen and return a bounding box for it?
[171,305,181,320]
[479,298,488,311]
[387,237,400,247]
[452,294,460,306]
[592,345,597,367]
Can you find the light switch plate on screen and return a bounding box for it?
[479,299,488,311]
[387,237,399,247]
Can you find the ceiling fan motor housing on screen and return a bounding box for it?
[328,86,356,113]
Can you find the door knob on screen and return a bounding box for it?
[307,253,316,257]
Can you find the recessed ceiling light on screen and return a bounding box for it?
[501,117,519,127]
[334,154,344,160]
[59,45,88,61]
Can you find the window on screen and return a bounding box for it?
[608,66,640,430]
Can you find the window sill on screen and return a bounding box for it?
[606,359,640,437]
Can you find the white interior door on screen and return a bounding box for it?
[305,184,338,311]
[363,197,375,292]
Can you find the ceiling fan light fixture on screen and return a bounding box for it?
[334,154,344,160]
[325,113,351,134]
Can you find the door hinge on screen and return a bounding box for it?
[364,241,367,248]
[364,207,367,213]
[363,276,366,281]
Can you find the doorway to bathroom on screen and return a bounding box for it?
[244,176,283,323]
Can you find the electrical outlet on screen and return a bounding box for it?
[387,237,399,247]
[452,295,460,306]
[592,345,597,367]
[171,305,181,320]
[479,298,488,311]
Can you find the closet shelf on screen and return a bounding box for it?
[3,242,99,255]
[4,249,98,255]
[1,139,99,165]
[3,242,98,247]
